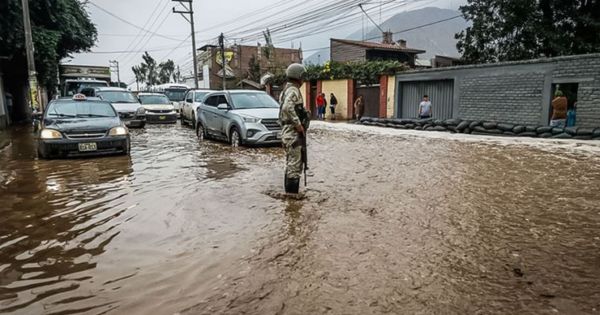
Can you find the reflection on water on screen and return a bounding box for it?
[1,123,599,314]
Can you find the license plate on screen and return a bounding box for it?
[78,142,97,152]
[159,116,166,120]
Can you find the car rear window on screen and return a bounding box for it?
[97,91,139,103]
[139,95,171,104]
[46,101,117,118]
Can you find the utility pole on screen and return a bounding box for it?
[173,0,198,89]
[109,60,120,87]
[218,33,226,90]
[21,0,40,114]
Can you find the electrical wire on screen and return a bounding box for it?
[88,2,182,41]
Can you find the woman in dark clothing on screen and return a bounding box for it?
[329,93,338,120]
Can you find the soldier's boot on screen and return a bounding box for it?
[286,177,300,194]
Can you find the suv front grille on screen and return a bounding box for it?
[261,119,281,131]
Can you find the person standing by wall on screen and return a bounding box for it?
[551,90,568,127]
[354,95,364,121]
[316,93,325,120]
[418,95,432,119]
[329,93,338,120]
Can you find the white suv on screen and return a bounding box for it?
[180,89,215,127]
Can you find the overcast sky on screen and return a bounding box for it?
[71,0,465,85]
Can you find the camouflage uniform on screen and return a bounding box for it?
[279,83,305,179]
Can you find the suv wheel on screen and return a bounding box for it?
[196,122,206,141]
[230,127,241,147]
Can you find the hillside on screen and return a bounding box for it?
[304,7,468,65]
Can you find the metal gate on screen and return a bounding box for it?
[356,85,380,118]
[399,80,454,119]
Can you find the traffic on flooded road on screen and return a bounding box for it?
[1,122,599,315]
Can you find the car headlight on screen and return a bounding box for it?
[136,107,146,114]
[40,129,63,139]
[109,126,129,136]
[242,116,260,123]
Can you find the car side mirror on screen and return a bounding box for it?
[217,103,229,110]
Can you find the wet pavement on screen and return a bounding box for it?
[1,122,599,314]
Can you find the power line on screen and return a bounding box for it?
[300,14,464,54]
[88,2,182,41]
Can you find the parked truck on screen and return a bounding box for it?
[60,65,111,97]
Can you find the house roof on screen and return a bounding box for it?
[331,38,426,54]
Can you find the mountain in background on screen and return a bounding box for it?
[304,7,468,65]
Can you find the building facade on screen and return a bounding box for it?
[197,44,302,90]
[392,54,600,128]
[330,38,425,68]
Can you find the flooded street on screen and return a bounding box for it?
[1,122,600,314]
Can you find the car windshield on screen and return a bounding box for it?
[230,93,279,109]
[194,92,209,102]
[164,90,187,102]
[46,101,116,118]
[139,95,171,105]
[97,91,138,103]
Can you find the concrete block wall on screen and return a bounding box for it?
[552,55,600,127]
[394,54,600,128]
[459,72,545,125]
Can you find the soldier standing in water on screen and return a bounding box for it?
[279,63,310,194]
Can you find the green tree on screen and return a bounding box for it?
[0,0,97,93]
[158,59,175,84]
[131,65,147,90]
[456,0,600,63]
[141,52,159,86]
[247,55,261,82]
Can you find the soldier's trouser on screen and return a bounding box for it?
[284,142,302,179]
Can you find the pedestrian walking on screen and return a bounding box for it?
[278,63,310,194]
[321,93,327,120]
[329,93,338,120]
[550,90,568,127]
[418,95,432,119]
[354,95,364,121]
[316,93,325,120]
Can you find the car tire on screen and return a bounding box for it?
[230,126,242,147]
[37,147,48,159]
[196,122,207,141]
[180,112,187,126]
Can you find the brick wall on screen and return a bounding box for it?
[459,72,545,125]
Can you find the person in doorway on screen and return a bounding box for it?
[550,90,568,127]
[329,93,338,120]
[278,63,310,194]
[316,93,325,120]
[354,95,364,121]
[418,95,432,119]
[567,101,577,127]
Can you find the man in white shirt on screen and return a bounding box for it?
[419,95,432,119]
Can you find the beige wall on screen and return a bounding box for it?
[300,82,308,107]
[321,80,349,119]
[386,75,396,118]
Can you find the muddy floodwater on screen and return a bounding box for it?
[1,122,600,315]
